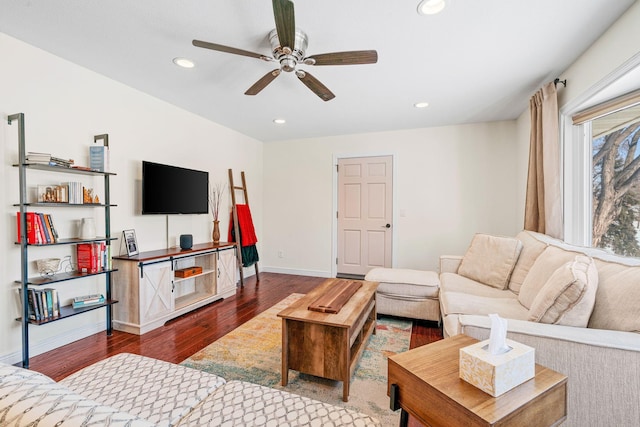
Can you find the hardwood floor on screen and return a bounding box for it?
[27,272,442,426]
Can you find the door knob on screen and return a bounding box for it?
[383,223,391,228]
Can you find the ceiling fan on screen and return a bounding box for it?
[192,0,378,101]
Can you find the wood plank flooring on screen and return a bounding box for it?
[27,272,442,426]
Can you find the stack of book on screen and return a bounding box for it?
[64,182,84,204]
[16,212,59,244]
[25,152,74,168]
[72,294,105,309]
[77,242,109,273]
[24,288,60,321]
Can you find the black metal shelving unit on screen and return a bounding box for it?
[9,113,117,368]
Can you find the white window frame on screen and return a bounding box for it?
[561,53,640,247]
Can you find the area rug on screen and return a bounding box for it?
[181,293,411,426]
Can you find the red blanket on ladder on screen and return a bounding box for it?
[228,204,258,247]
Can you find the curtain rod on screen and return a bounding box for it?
[554,78,567,88]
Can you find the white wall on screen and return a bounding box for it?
[557,0,640,112]
[0,33,263,363]
[262,121,520,276]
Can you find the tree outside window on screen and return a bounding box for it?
[592,105,640,256]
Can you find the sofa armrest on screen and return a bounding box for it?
[459,314,640,427]
[439,255,463,274]
[459,315,640,351]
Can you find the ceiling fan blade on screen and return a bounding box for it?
[245,69,281,95]
[192,39,271,61]
[272,0,296,51]
[297,71,335,102]
[306,50,378,66]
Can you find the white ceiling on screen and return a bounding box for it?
[0,0,636,142]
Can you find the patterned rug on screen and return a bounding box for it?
[181,293,411,426]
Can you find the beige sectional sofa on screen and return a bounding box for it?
[439,230,640,427]
[0,352,381,426]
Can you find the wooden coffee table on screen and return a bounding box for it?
[278,278,378,402]
[388,335,567,427]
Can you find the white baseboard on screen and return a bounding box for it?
[261,266,332,278]
[0,322,106,365]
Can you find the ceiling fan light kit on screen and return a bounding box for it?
[418,0,446,15]
[192,0,378,101]
[173,57,195,68]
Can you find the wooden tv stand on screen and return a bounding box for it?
[112,242,237,334]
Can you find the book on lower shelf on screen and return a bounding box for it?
[72,293,105,309]
[21,288,60,321]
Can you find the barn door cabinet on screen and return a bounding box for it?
[112,242,237,334]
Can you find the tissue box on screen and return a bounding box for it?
[459,339,535,397]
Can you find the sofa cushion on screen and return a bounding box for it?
[528,255,598,327]
[60,353,226,426]
[508,231,548,294]
[175,380,381,426]
[590,260,640,332]
[0,364,152,426]
[377,281,439,299]
[440,272,518,299]
[518,246,583,309]
[458,234,523,290]
[365,268,439,288]
[440,291,529,320]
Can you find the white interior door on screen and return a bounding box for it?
[337,155,393,278]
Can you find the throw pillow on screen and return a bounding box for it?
[518,246,581,309]
[457,233,523,290]
[508,231,548,294]
[588,260,640,332]
[528,255,598,327]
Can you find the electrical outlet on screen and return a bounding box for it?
[278,250,284,258]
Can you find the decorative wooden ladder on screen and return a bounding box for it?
[228,169,259,285]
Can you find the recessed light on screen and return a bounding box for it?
[414,102,429,108]
[273,118,286,124]
[173,57,195,68]
[417,0,446,15]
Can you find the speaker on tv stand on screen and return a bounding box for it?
[179,234,193,250]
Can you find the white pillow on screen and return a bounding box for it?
[527,255,598,327]
[457,233,523,290]
[518,246,581,309]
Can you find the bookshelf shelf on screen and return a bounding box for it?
[13,163,117,176]
[15,237,118,246]
[9,112,117,368]
[16,268,119,286]
[16,299,119,325]
[14,203,118,208]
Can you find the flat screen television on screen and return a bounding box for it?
[142,161,209,215]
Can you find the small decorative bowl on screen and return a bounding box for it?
[36,258,61,276]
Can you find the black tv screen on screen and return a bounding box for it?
[142,161,209,215]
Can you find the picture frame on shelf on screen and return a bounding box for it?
[123,229,138,256]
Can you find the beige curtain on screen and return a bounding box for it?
[524,81,562,238]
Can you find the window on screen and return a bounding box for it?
[591,106,640,256]
[566,87,640,254]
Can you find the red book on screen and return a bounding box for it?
[34,214,46,244]
[37,213,51,244]
[77,243,99,273]
[17,212,38,244]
